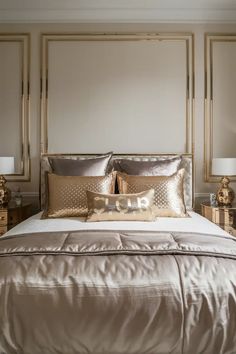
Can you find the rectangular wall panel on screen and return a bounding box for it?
[41,33,194,155]
[205,34,236,182]
[0,34,30,181]
[0,41,22,173]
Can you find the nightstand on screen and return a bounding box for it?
[201,202,236,236]
[0,202,32,236]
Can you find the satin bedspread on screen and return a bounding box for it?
[0,230,236,354]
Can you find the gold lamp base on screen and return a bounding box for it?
[216,176,235,207]
[0,175,11,207]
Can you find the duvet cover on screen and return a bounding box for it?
[0,229,236,354]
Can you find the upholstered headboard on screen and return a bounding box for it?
[40,153,194,210]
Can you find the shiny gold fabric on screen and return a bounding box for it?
[42,172,116,218]
[48,152,113,176]
[113,155,181,176]
[1,230,236,353]
[117,169,187,217]
[41,154,194,211]
[86,189,155,221]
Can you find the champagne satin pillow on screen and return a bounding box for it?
[86,189,155,222]
[48,152,113,176]
[117,169,187,217]
[42,172,116,218]
[113,156,181,176]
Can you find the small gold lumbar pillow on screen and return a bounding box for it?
[86,189,156,222]
[117,169,187,217]
[42,172,116,218]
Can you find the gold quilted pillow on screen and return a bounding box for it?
[86,189,155,222]
[117,169,187,217]
[42,172,116,218]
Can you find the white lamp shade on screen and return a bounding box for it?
[212,158,236,176]
[0,157,15,174]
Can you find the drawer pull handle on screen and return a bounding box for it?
[0,216,5,220]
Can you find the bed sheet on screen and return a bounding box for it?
[5,211,228,237]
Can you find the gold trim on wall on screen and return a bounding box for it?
[0,33,30,181]
[205,33,236,183]
[40,32,194,156]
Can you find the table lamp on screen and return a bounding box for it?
[0,157,15,207]
[212,158,236,206]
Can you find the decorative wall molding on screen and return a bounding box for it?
[41,33,194,156]
[11,192,39,197]
[21,192,39,197]
[0,34,30,181]
[1,8,236,23]
[204,34,236,183]
[195,193,210,197]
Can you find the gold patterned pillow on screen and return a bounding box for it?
[86,189,155,222]
[42,172,116,218]
[117,169,187,217]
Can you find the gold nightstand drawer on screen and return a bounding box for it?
[212,210,235,226]
[223,225,236,237]
[201,203,236,237]
[0,202,32,235]
[0,212,7,226]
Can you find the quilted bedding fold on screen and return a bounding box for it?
[0,230,236,354]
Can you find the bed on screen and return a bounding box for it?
[1,154,236,354]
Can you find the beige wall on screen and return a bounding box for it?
[0,22,236,203]
[46,37,190,154]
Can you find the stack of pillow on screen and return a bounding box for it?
[42,153,187,221]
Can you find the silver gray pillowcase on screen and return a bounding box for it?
[113,156,181,176]
[48,152,112,176]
